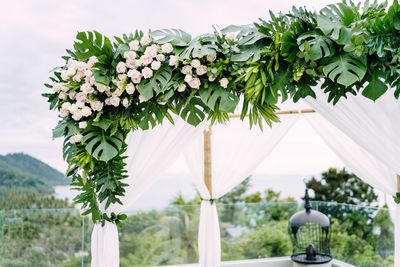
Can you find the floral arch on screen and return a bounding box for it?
[43,0,400,231]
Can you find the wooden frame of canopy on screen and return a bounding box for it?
[203,109,400,202]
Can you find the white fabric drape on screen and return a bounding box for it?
[305,89,400,265]
[304,112,397,196]
[91,116,208,267]
[184,115,299,267]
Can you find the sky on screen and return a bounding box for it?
[0,0,349,172]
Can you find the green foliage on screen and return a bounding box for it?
[0,169,52,194]
[43,0,400,226]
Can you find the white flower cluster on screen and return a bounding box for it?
[115,34,177,103]
[179,54,229,92]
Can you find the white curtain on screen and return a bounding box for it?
[184,114,300,267]
[91,116,208,267]
[304,112,397,196]
[305,89,400,265]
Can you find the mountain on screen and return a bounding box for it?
[0,153,70,186]
[0,168,52,193]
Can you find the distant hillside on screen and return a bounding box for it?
[0,153,70,186]
[0,169,52,194]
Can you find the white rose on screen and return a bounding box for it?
[122,98,129,108]
[145,45,158,57]
[90,101,103,111]
[191,59,201,68]
[207,54,217,62]
[188,78,201,89]
[124,50,137,59]
[61,71,69,81]
[70,134,83,144]
[196,65,207,76]
[87,56,98,67]
[208,75,216,82]
[69,91,77,100]
[89,76,95,85]
[168,55,179,66]
[95,83,109,93]
[127,69,140,79]
[59,92,67,100]
[61,102,72,111]
[75,92,87,103]
[105,98,111,105]
[184,74,193,83]
[219,78,229,88]
[118,74,127,81]
[73,74,82,82]
[66,68,76,77]
[69,103,78,113]
[140,55,153,65]
[72,109,83,121]
[129,40,140,51]
[110,96,120,107]
[226,32,237,41]
[161,43,173,54]
[116,61,127,73]
[116,80,124,89]
[76,61,87,71]
[140,34,152,46]
[126,59,137,69]
[126,83,135,94]
[177,84,186,92]
[141,67,153,79]
[81,106,92,117]
[79,121,87,129]
[60,109,69,118]
[81,83,94,94]
[181,65,192,75]
[139,95,147,103]
[156,54,165,62]
[52,82,61,93]
[84,70,93,78]
[151,60,161,70]
[76,101,85,108]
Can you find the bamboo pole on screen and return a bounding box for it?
[397,175,400,193]
[203,125,212,196]
[228,109,316,119]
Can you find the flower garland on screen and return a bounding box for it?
[43,0,400,225]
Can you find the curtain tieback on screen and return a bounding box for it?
[200,197,217,204]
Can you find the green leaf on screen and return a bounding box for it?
[362,71,388,101]
[317,3,355,44]
[74,31,113,61]
[199,83,239,113]
[42,93,59,110]
[53,119,76,139]
[135,103,168,130]
[323,54,367,87]
[137,65,173,100]
[179,35,218,59]
[82,128,124,162]
[92,118,113,131]
[298,33,335,61]
[150,29,192,46]
[176,97,208,126]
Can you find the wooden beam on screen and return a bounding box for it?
[228,109,316,119]
[397,174,400,193]
[203,126,212,196]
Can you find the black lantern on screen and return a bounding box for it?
[288,189,332,264]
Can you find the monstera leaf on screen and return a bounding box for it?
[323,54,367,87]
[150,29,192,46]
[317,3,355,44]
[52,119,76,139]
[179,35,218,59]
[298,32,335,61]
[176,97,208,126]
[137,65,173,99]
[362,71,388,101]
[134,103,169,130]
[82,127,124,162]
[74,31,113,60]
[199,83,239,113]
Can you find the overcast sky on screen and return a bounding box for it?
[0,0,351,176]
